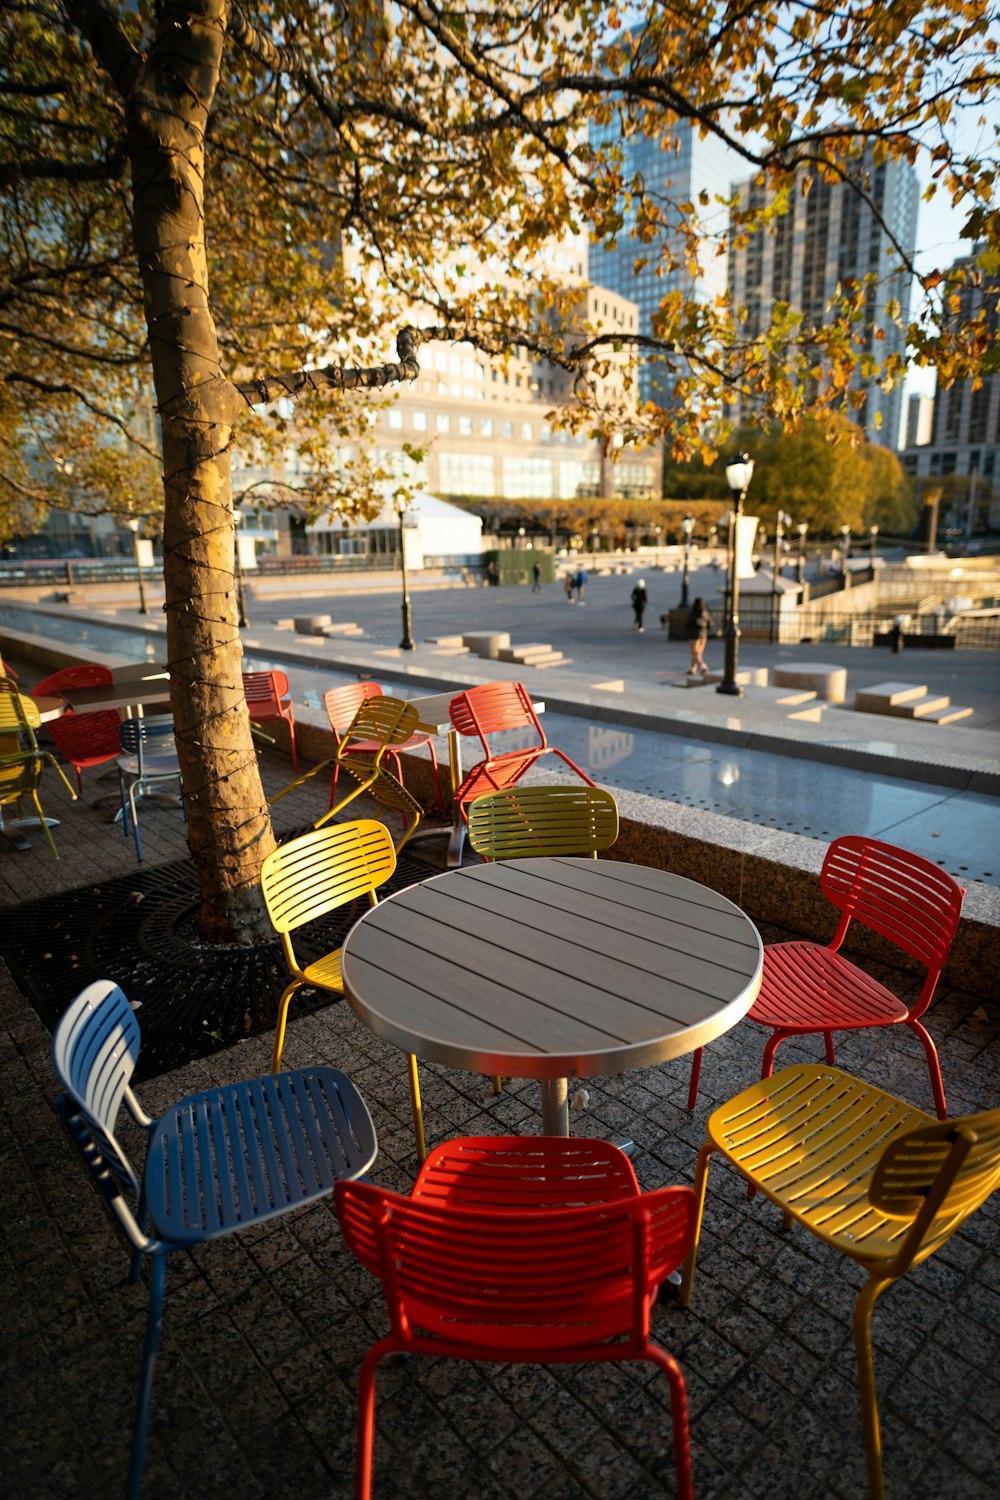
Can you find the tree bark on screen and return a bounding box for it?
[126,0,275,942]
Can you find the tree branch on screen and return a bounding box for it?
[61,0,143,100]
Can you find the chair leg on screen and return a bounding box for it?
[679,1142,715,1307]
[394,806,422,855]
[287,718,298,772]
[407,1053,427,1164]
[647,1345,693,1500]
[127,1252,168,1500]
[356,1339,394,1500]
[906,1018,948,1119]
[853,1275,891,1500]
[824,1030,836,1064]
[129,784,143,862]
[271,979,302,1073]
[32,789,61,860]
[491,1075,502,1095]
[686,1047,702,1110]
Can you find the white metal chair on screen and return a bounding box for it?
[117,714,185,861]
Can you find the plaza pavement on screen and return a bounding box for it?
[1,589,999,1500]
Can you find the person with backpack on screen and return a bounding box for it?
[686,597,713,676]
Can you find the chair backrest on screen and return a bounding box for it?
[118,714,178,771]
[340,696,420,757]
[820,835,965,973]
[324,681,384,735]
[51,979,144,1197]
[47,707,123,761]
[448,682,544,750]
[260,819,397,936]
[0,675,40,747]
[335,1179,695,1355]
[869,1106,1000,1269]
[466,784,619,860]
[0,752,42,805]
[33,664,113,697]
[242,670,289,709]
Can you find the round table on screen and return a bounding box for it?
[342,857,763,1134]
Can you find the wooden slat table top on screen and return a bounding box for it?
[342,858,763,1081]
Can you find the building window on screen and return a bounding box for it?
[412,411,427,431]
[439,451,495,496]
[459,416,473,435]
[481,418,493,437]
[503,456,553,498]
[502,420,514,437]
[521,422,533,441]
[436,414,450,433]
[387,409,403,429]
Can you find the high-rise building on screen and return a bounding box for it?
[900,255,1000,531]
[729,153,919,448]
[906,393,935,448]
[589,121,740,407]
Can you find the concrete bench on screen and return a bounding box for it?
[462,631,511,659]
[772,663,847,703]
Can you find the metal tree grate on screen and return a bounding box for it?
[0,842,441,1079]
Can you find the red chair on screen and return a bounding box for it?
[33,663,112,697]
[323,681,441,811]
[242,669,297,770]
[686,835,966,1118]
[33,665,120,794]
[335,1135,695,1500]
[448,680,595,818]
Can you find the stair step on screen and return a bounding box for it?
[498,643,559,664]
[528,655,571,669]
[788,705,826,722]
[322,623,364,637]
[775,690,818,706]
[855,681,928,712]
[921,704,975,724]
[887,694,953,718]
[425,635,466,647]
[429,646,470,657]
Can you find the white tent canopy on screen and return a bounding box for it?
[309,485,483,570]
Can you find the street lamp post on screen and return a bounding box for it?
[396,494,415,650]
[233,508,249,628]
[839,524,852,588]
[653,525,662,566]
[679,514,695,608]
[868,524,879,579]
[796,522,809,586]
[717,453,753,697]
[770,511,789,643]
[126,519,148,615]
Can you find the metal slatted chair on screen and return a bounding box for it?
[52,978,377,1500]
[0,675,77,858]
[686,835,965,1116]
[32,663,113,697]
[243,669,298,769]
[681,1064,1000,1500]
[260,818,429,1161]
[270,696,426,855]
[448,681,596,819]
[466,783,619,861]
[323,680,441,811]
[336,1135,696,1500]
[117,714,185,862]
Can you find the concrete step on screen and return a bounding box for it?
[855,681,928,713]
[322,623,364,637]
[921,704,975,724]
[775,690,819,706]
[429,646,471,657]
[787,705,826,723]
[498,643,564,666]
[528,654,572,669]
[425,635,466,648]
[888,693,954,718]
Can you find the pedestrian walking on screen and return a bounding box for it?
[532,560,542,591]
[564,571,575,604]
[575,566,587,604]
[630,578,648,632]
[686,597,713,677]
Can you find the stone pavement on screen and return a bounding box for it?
[1,689,999,1498]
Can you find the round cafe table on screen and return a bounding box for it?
[342,857,763,1134]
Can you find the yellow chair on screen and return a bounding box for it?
[680,1063,1000,1500]
[271,696,425,855]
[466,783,619,861]
[0,675,77,858]
[259,818,428,1162]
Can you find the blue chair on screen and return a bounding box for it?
[116,714,184,861]
[52,979,378,1500]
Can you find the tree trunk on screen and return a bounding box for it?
[126,2,276,942]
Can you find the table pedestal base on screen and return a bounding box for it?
[539,1077,568,1135]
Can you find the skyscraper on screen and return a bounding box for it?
[589,121,740,407]
[728,154,919,447]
